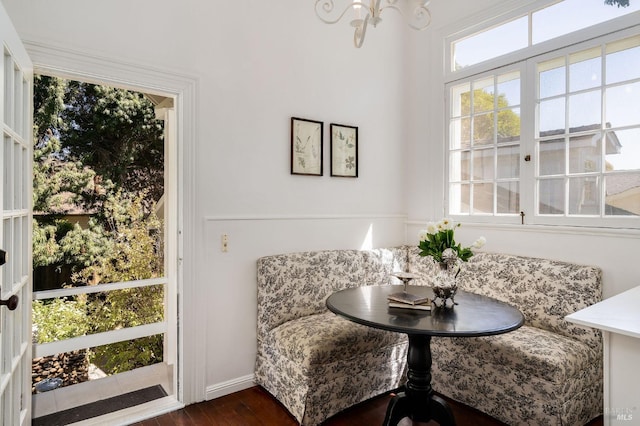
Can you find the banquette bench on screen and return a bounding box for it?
[254,246,602,426]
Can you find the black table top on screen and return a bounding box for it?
[326,285,524,337]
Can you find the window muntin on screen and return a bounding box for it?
[535,35,640,218]
[449,71,521,216]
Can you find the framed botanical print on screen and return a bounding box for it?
[330,123,358,177]
[291,117,323,176]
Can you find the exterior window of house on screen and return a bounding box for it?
[449,71,521,215]
[536,35,640,217]
[446,2,640,227]
[452,0,640,71]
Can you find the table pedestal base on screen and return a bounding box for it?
[383,335,455,426]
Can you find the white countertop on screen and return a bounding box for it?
[565,285,640,339]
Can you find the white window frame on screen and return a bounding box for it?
[443,1,640,229]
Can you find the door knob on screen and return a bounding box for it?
[0,295,18,311]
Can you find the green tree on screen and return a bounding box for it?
[74,191,165,374]
[460,89,521,145]
[32,75,166,378]
[60,81,164,206]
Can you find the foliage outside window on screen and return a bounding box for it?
[32,75,166,383]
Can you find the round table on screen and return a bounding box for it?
[326,285,524,426]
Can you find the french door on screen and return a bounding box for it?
[0,3,33,425]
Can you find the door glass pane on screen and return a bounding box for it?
[539,98,565,135]
[472,183,493,214]
[605,128,640,171]
[539,179,565,214]
[497,145,519,179]
[569,90,601,130]
[497,181,519,214]
[569,176,600,215]
[606,82,640,128]
[539,138,565,176]
[472,148,494,180]
[606,35,640,85]
[3,135,11,210]
[473,112,494,145]
[605,173,640,216]
[570,133,601,174]
[569,48,601,92]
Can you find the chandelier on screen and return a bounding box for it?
[315,0,432,48]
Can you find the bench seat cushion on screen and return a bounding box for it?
[266,311,407,367]
[431,325,602,425]
[434,325,598,385]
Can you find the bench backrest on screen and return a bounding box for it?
[407,248,602,350]
[256,247,407,340]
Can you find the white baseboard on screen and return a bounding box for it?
[205,374,256,401]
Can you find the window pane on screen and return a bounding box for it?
[539,178,565,214]
[473,77,494,113]
[606,35,640,85]
[449,183,470,215]
[539,58,565,99]
[606,128,640,171]
[450,150,470,181]
[532,0,640,45]
[451,83,471,117]
[569,90,601,131]
[450,117,471,149]
[569,176,600,215]
[497,108,520,143]
[453,16,528,70]
[473,148,494,180]
[497,145,519,179]
[570,48,601,92]
[472,183,493,214]
[605,173,640,216]
[497,181,519,214]
[497,72,520,106]
[539,138,565,176]
[473,112,494,145]
[539,98,565,135]
[570,133,601,174]
[606,82,640,128]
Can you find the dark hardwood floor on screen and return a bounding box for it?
[132,385,604,426]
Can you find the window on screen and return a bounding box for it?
[452,0,640,71]
[446,3,640,227]
[536,35,640,218]
[449,71,521,215]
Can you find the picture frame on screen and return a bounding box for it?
[291,117,323,176]
[330,123,358,177]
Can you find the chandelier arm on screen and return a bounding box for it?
[315,0,368,25]
[378,2,431,30]
[353,14,370,48]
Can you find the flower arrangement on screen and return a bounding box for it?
[418,218,486,263]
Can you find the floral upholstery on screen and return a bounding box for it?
[408,248,603,426]
[255,248,408,426]
[256,247,603,426]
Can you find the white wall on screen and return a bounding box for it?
[1,0,414,403]
[3,0,639,416]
